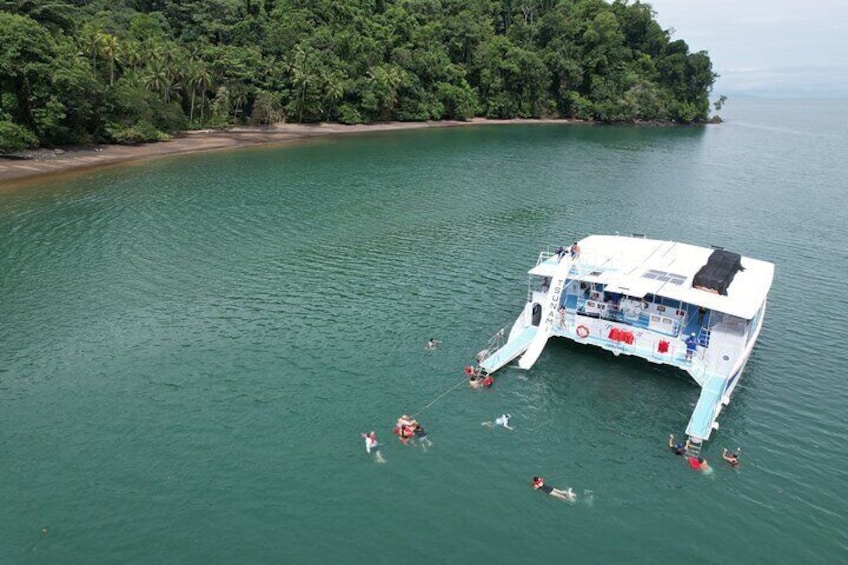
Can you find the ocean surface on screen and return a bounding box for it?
[1,99,847,564]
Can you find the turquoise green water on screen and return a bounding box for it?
[2,100,847,563]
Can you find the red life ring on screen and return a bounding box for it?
[576,325,590,339]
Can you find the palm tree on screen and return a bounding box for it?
[197,65,212,122]
[211,85,231,123]
[322,70,345,119]
[78,23,102,73]
[144,58,169,100]
[119,39,143,73]
[99,32,119,85]
[184,62,201,123]
[367,65,405,120]
[288,46,315,123]
[230,84,249,124]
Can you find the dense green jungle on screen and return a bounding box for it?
[0,0,716,151]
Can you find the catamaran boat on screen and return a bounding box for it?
[474,234,774,452]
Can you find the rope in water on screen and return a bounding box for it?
[410,376,468,419]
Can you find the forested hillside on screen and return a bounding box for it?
[0,0,716,151]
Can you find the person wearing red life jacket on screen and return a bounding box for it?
[688,456,710,472]
[532,477,576,501]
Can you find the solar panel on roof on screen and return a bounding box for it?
[643,269,687,285]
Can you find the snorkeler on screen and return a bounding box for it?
[532,477,576,501]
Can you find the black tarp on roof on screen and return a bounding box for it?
[692,250,744,296]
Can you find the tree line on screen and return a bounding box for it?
[0,0,717,152]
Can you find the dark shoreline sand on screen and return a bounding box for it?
[0,118,583,188]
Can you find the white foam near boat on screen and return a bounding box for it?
[474,234,775,448]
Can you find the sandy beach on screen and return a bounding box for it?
[0,118,581,187]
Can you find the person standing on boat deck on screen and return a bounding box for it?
[722,448,741,467]
[570,242,581,259]
[532,477,576,501]
[668,434,689,455]
[685,333,698,362]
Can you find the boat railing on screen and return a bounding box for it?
[557,311,712,371]
[535,250,555,267]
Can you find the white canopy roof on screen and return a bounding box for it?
[534,235,775,319]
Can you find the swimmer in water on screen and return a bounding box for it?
[361,431,378,454]
[482,414,513,430]
[495,413,513,429]
[532,477,576,501]
[722,448,741,467]
[361,431,385,463]
[426,338,440,350]
[396,415,414,429]
[669,434,689,456]
[688,456,711,473]
[394,416,416,445]
[413,422,432,448]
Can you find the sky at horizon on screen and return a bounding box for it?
[645,0,848,98]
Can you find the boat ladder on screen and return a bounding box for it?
[685,439,702,459]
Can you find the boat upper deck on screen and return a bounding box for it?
[529,235,774,320]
